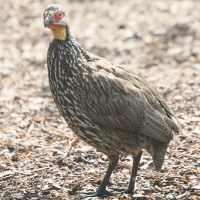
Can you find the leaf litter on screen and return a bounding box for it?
[0,0,200,199]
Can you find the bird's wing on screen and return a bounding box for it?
[75,51,181,142]
[115,64,182,133]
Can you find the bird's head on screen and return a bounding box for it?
[43,4,69,40]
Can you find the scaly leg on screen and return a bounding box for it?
[83,155,119,198]
[124,151,142,194]
[110,151,142,194]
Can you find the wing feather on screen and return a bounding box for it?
[74,52,181,142]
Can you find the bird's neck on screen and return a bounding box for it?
[48,24,67,40]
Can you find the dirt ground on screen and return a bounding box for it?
[0,0,200,199]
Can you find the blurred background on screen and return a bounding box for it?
[0,0,200,199]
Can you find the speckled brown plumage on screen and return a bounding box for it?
[43,4,181,197]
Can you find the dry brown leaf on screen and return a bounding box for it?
[27,154,32,159]
[184,175,191,181]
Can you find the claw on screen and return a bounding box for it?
[81,189,112,199]
[109,187,134,195]
[109,187,127,192]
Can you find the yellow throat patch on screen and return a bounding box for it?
[48,24,66,40]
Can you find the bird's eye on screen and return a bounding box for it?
[53,11,64,22]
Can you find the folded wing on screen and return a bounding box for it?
[75,51,181,142]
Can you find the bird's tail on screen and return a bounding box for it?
[151,139,170,172]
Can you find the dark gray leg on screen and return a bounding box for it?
[110,151,142,194]
[83,155,119,198]
[124,151,142,194]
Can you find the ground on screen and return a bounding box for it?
[0,0,200,199]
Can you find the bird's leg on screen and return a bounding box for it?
[110,151,142,195]
[82,155,119,198]
[124,151,142,194]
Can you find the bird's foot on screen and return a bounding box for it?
[123,188,135,195]
[109,187,126,192]
[109,187,134,195]
[81,189,112,199]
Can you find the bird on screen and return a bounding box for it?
[43,4,181,198]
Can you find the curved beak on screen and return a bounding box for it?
[44,15,52,27]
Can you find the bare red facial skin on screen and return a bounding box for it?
[53,10,64,22]
[44,11,65,29]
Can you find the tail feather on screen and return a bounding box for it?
[152,139,169,172]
